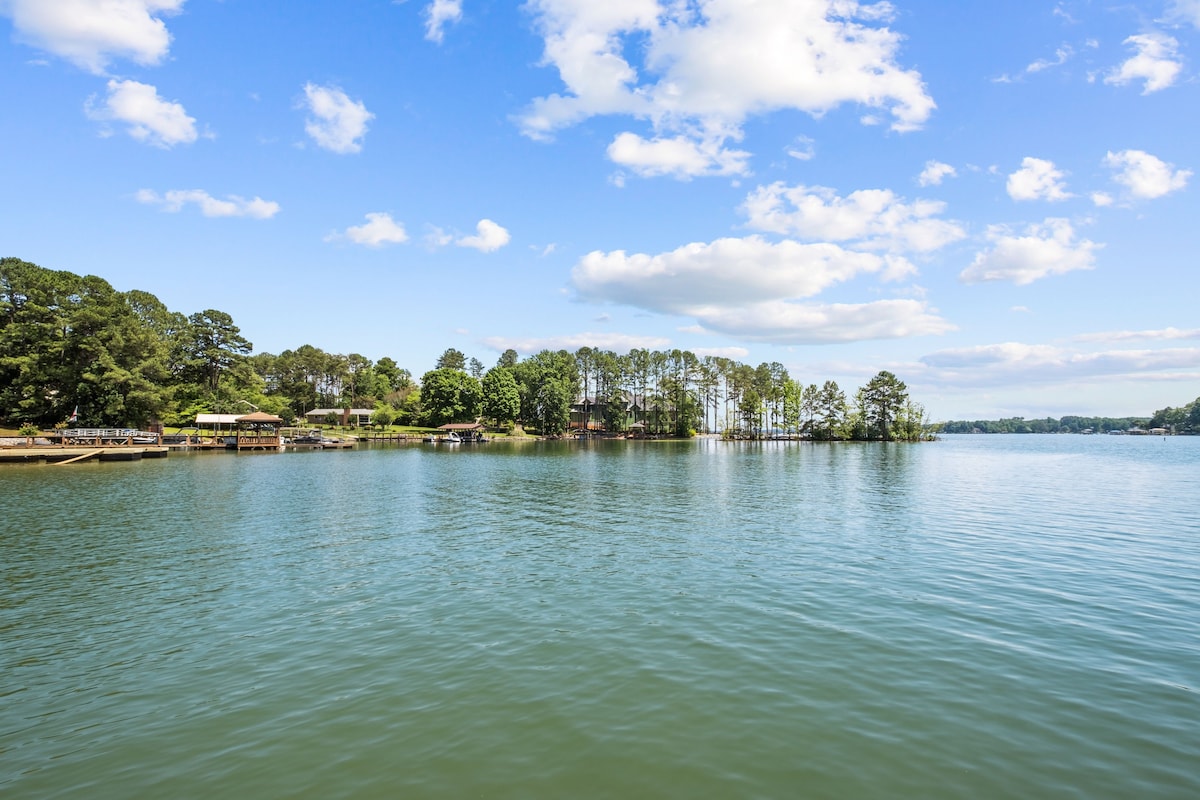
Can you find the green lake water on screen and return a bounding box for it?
[2,435,1198,798]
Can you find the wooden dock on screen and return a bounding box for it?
[0,445,169,464]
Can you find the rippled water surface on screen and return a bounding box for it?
[3,436,1198,798]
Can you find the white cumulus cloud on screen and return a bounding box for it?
[1006,157,1072,202]
[136,189,279,218]
[456,219,511,252]
[917,160,956,187]
[329,212,409,247]
[518,0,934,178]
[574,236,888,309]
[1104,33,1182,94]
[2,0,184,74]
[571,235,952,344]
[301,83,373,154]
[1103,149,1191,199]
[86,79,197,147]
[424,0,462,44]
[961,218,1100,285]
[741,182,966,255]
[607,132,750,179]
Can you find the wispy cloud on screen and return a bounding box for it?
[480,332,672,354]
[919,341,1200,388]
[1073,327,1200,344]
[136,189,279,218]
[1026,44,1073,74]
[1167,1,1200,28]
[787,136,816,161]
[691,346,751,360]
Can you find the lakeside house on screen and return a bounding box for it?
[304,408,375,427]
[570,392,668,433]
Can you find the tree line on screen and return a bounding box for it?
[2,257,927,440]
[935,403,1200,435]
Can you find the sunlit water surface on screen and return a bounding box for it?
[2,435,1198,798]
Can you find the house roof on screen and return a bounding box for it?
[236,411,283,423]
[438,423,484,430]
[195,413,241,425]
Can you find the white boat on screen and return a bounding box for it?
[444,432,462,443]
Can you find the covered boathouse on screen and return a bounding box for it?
[234,411,284,451]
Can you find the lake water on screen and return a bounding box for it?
[2,435,1198,798]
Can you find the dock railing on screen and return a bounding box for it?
[59,429,162,445]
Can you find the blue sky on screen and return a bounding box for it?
[2,0,1198,420]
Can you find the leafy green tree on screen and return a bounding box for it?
[270,345,325,416]
[419,368,482,426]
[511,349,577,428]
[398,388,423,425]
[371,402,395,429]
[738,387,763,435]
[497,348,519,369]
[536,376,572,435]
[860,370,908,441]
[894,399,929,441]
[481,367,520,426]
[181,310,252,393]
[374,357,410,392]
[1,258,75,425]
[575,346,596,430]
[1186,397,1200,433]
[601,382,628,432]
[814,380,847,440]
[345,353,373,402]
[435,348,467,371]
[782,379,804,436]
[0,259,175,427]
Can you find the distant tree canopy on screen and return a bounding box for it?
[935,415,1155,434]
[1147,397,1200,434]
